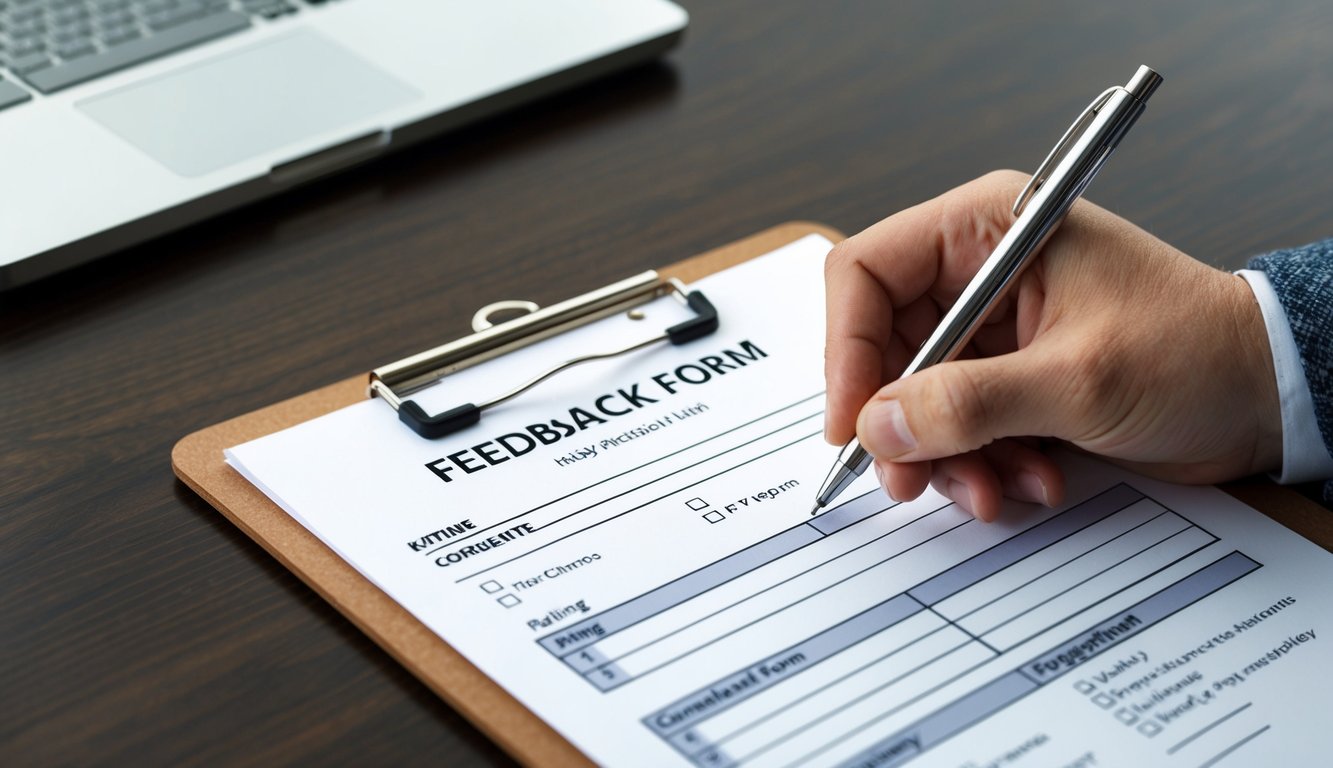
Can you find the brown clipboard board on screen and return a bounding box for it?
[172,221,1330,767]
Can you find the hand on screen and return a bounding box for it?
[824,170,1281,520]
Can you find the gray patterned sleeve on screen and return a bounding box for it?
[1248,239,1333,503]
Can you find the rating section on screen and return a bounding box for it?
[545,480,1247,767]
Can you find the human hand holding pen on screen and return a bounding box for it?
[823,170,1283,521]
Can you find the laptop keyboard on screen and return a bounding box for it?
[0,0,324,99]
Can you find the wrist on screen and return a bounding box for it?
[1224,272,1283,475]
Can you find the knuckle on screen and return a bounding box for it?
[1064,331,1128,432]
[980,168,1028,191]
[823,344,846,383]
[824,240,856,278]
[956,171,1030,246]
[988,168,1028,183]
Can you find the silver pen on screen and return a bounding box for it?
[811,65,1163,515]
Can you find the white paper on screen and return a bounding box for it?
[228,235,1333,766]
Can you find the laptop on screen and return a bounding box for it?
[0,0,688,290]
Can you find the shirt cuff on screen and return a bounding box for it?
[1237,269,1333,483]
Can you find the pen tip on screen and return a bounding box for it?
[809,503,823,517]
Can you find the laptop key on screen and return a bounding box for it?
[52,7,90,25]
[146,4,205,31]
[51,24,92,42]
[95,10,135,27]
[7,50,49,72]
[21,10,249,93]
[8,39,45,56]
[100,25,139,45]
[8,19,45,37]
[0,78,31,110]
[55,39,93,58]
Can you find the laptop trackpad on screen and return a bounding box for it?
[77,30,419,178]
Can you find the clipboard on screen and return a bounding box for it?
[172,221,1331,767]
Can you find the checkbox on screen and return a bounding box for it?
[480,580,503,594]
[686,498,710,511]
[1074,680,1097,694]
[497,594,521,607]
[1092,693,1116,709]
[1115,708,1138,725]
[703,511,725,524]
[1137,721,1162,737]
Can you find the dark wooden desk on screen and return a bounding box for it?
[4,1,1331,764]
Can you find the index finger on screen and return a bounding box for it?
[823,171,1024,444]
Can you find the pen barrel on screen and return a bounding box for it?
[901,75,1156,378]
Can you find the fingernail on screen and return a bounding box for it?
[947,480,974,516]
[823,409,833,444]
[864,400,916,458]
[1017,472,1050,506]
[873,462,888,494]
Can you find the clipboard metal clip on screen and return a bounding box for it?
[369,272,719,439]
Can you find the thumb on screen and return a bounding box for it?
[855,346,1073,461]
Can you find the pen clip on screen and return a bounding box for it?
[1012,86,1118,217]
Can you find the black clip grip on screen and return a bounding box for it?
[666,291,719,345]
[398,402,481,439]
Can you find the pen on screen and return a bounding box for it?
[811,65,1163,515]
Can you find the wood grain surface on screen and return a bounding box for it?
[4,1,1332,764]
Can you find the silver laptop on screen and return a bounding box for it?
[0,0,688,289]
